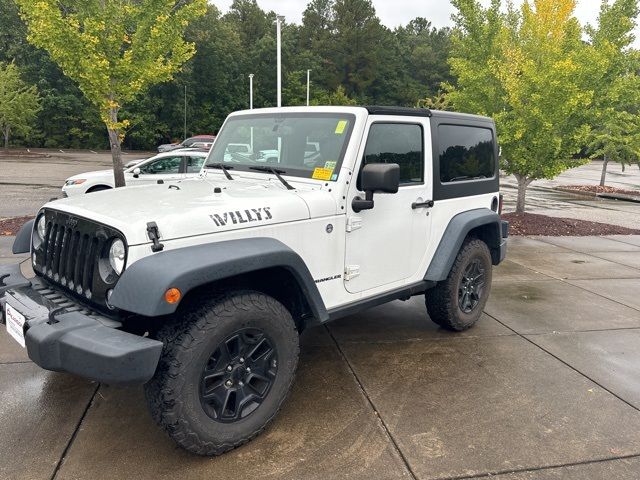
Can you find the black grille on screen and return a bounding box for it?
[33,209,125,310]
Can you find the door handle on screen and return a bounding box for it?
[411,200,434,209]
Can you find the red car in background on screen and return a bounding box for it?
[157,134,215,152]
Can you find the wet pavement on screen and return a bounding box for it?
[1,235,640,479]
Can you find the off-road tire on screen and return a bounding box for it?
[144,290,299,456]
[425,238,492,331]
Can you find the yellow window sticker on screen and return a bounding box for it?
[324,161,337,170]
[335,120,348,135]
[312,167,333,181]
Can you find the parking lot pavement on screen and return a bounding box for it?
[0,150,151,218]
[1,235,640,480]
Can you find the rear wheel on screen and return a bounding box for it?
[144,290,299,456]
[425,238,492,331]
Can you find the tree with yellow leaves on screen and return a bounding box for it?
[15,0,207,186]
[448,0,595,213]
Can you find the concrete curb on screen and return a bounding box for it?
[553,186,640,204]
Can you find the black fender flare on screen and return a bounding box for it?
[425,208,504,282]
[109,237,329,321]
[12,219,35,254]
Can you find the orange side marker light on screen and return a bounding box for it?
[164,288,181,304]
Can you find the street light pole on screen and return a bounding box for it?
[306,69,311,106]
[248,74,254,109]
[183,85,187,140]
[275,15,284,107]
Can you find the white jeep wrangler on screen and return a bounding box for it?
[2,106,508,455]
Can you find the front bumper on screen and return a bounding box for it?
[0,263,162,384]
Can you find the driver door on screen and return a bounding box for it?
[344,118,432,294]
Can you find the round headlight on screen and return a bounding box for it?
[108,239,126,275]
[36,215,46,240]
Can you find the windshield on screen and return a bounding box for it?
[204,113,356,181]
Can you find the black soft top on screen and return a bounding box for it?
[364,106,493,123]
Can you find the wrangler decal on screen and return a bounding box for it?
[314,274,342,284]
[210,207,272,227]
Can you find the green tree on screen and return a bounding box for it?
[0,62,40,148]
[588,73,640,184]
[0,0,106,149]
[394,19,453,102]
[15,0,207,186]
[311,85,358,105]
[448,0,594,213]
[586,0,640,185]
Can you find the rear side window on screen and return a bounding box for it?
[438,125,495,183]
[362,123,423,185]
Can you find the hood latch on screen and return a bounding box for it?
[146,222,164,252]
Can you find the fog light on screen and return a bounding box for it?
[164,288,181,304]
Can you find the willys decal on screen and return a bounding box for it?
[210,207,272,227]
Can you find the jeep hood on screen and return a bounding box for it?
[44,177,332,245]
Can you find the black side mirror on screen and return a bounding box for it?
[352,163,400,213]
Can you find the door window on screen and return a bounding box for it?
[361,123,424,185]
[186,156,205,173]
[139,156,182,175]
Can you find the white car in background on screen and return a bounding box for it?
[62,149,209,197]
[257,142,321,165]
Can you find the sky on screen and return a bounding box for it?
[212,0,640,47]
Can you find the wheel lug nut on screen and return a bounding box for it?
[246,367,251,373]
[226,365,233,371]
[225,380,233,387]
[239,357,245,364]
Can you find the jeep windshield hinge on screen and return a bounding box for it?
[146,222,165,252]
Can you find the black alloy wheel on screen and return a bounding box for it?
[200,328,278,422]
[458,258,485,313]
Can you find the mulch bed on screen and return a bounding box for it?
[0,216,34,236]
[558,185,640,196]
[502,212,640,236]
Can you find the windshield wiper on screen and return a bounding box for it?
[249,166,295,190]
[204,163,234,180]
[449,175,487,182]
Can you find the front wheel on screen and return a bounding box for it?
[144,291,299,456]
[425,238,493,331]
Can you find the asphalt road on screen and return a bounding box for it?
[0,149,151,218]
